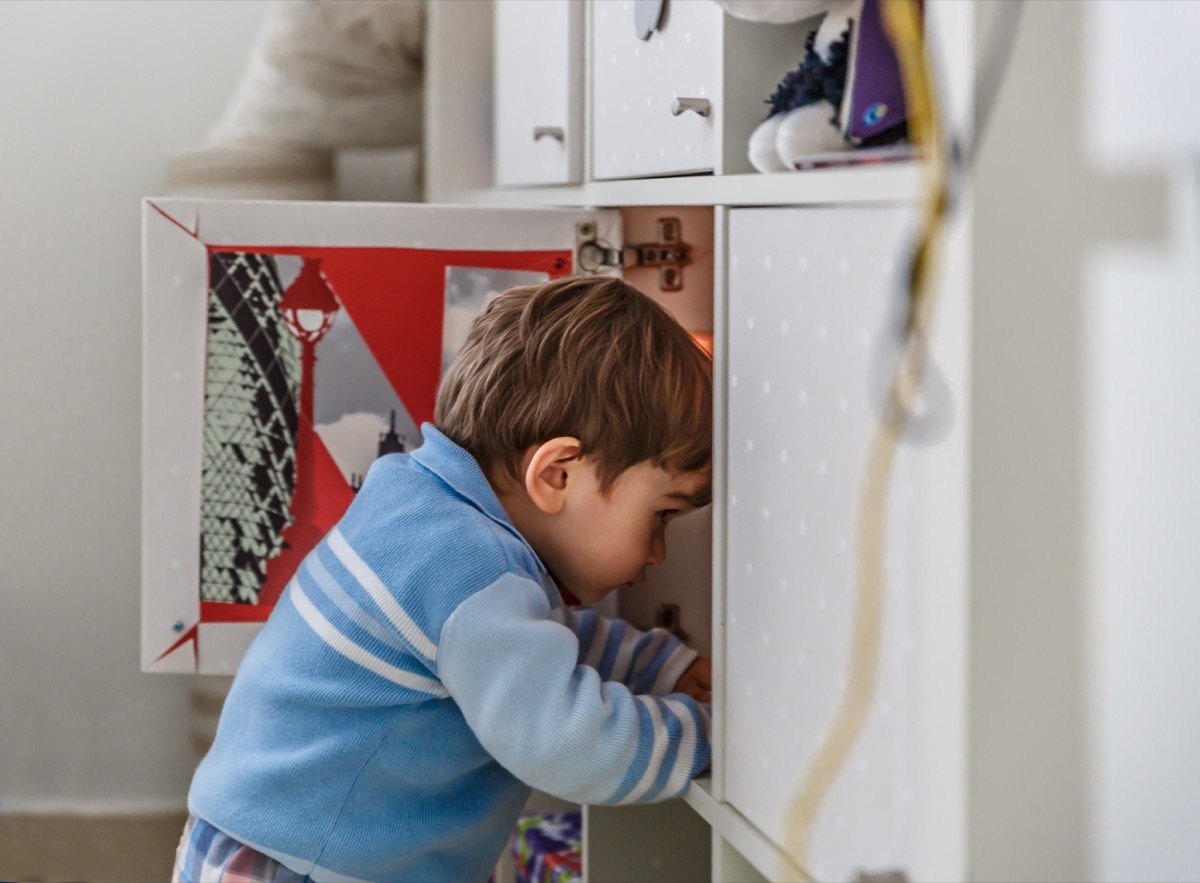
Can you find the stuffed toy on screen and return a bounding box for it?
[166,0,425,198]
[713,0,913,172]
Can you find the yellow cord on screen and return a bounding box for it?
[781,0,949,875]
[886,0,948,344]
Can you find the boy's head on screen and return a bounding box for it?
[435,275,712,601]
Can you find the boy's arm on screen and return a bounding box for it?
[438,573,711,806]
[563,605,699,695]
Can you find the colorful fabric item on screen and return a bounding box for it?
[513,813,582,883]
[186,426,712,882]
[173,815,311,883]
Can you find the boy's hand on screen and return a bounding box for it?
[675,656,712,704]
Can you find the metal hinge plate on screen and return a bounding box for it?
[575,217,693,292]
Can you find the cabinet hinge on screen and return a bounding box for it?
[575,217,693,293]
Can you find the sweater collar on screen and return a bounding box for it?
[410,424,547,575]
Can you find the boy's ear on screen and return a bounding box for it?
[523,437,583,515]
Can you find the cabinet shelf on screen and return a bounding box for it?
[442,165,923,209]
[683,778,807,883]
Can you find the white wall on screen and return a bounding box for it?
[974,3,1200,880]
[1084,160,1200,883]
[1083,4,1200,881]
[0,0,273,813]
[969,1,1170,880]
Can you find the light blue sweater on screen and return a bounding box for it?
[188,425,712,882]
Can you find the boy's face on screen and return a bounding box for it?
[541,459,710,605]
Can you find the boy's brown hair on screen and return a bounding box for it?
[435,275,712,503]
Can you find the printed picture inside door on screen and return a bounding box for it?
[141,198,603,674]
[189,248,560,636]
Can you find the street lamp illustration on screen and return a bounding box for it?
[277,257,339,568]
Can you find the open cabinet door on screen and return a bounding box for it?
[141,199,621,674]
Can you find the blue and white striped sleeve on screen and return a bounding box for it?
[564,606,698,695]
[437,573,712,806]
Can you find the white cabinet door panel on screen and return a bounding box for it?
[495,0,583,186]
[724,206,959,882]
[592,0,720,180]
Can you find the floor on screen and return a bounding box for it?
[0,812,187,883]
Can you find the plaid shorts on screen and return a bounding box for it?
[173,814,312,883]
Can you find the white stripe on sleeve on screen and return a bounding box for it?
[582,615,611,670]
[629,629,670,689]
[651,643,699,695]
[608,625,643,684]
[660,698,698,796]
[328,527,438,662]
[289,580,449,697]
[620,697,672,804]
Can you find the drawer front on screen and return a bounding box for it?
[591,0,721,179]
[495,0,583,186]
[725,206,939,881]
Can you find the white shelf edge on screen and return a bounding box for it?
[683,778,809,883]
[444,166,922,209]
[711,205,730,804]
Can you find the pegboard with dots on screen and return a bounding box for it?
[591,0,719,180]
[725,206,927,880]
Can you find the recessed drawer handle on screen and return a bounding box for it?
[671,97,712,118]
[533,126,565,142]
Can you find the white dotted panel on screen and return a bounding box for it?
[495,0,581,186]
[591,0,719,179]
[725,207,925,878]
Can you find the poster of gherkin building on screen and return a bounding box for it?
[194,251,557,622]
[142,198,583,673]
[199,251,424,613]
[201,252,301,605]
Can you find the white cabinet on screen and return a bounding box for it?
[590,0,722,179]
[495,0,584,185]
[431,0,816,200]
[430,2,974,880]
[143,1,978,880]
[588,0,819,182]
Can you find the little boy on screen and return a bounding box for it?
[175,275,715,882]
